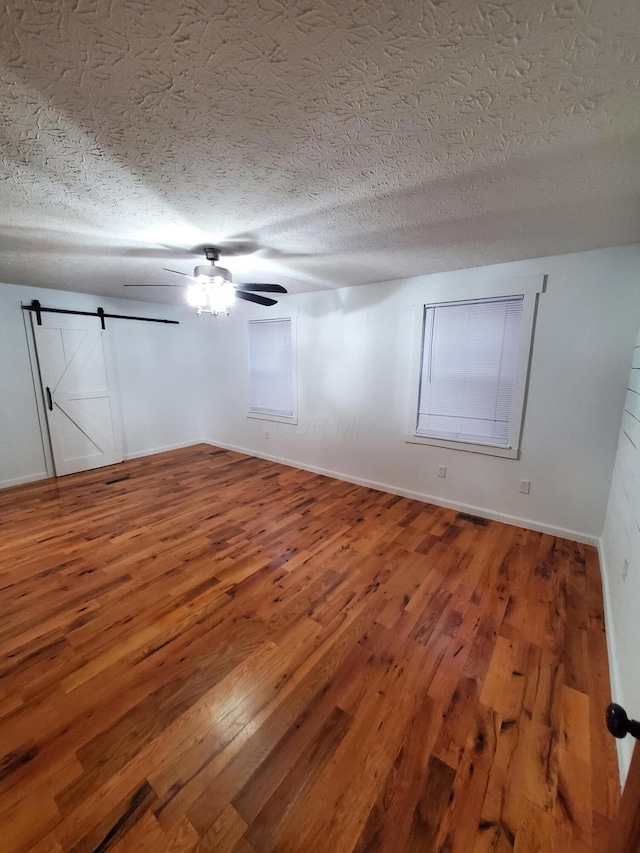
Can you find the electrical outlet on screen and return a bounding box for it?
[519,480,531,494]
[623,557,629,581]
[264,429,270,440]
[438,465,446,478]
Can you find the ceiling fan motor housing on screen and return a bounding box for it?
[194,263,232,282]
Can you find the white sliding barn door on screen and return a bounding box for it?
[31,313,123,476]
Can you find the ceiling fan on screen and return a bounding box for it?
[124,247,287,316]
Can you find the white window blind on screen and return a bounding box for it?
[248,318,295,418]
[417,295,524,447]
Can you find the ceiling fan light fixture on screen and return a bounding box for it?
[188,260,236,315]
[186,282,208,308]
[208,280,236,316]
[187,279,236,316]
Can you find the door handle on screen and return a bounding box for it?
[45,387,53,411]
[606,703,640,740]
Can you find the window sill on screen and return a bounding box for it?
[247,412,298,426]
[405,433,519,459]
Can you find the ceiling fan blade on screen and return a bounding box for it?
[123,283,187,287]
[234,283,287,294]
[163,268,195,278]
[235,291,278,307]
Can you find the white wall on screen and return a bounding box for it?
[0,282,204,487]
[5,247,637,540]
[601,322,640,783]
[200,245,640,544]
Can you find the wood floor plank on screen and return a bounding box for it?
[243,705,353,851]
[0,444,620,852]
[351,690,438,852]
[194,804,247,853]
[154,598,382,834]
[0,793,61,853]
[433,702,500,852]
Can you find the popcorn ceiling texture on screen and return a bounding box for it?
[0,0,639,300]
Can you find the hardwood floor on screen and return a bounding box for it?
[0,444,620,852]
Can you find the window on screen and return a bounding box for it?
[248,317,297,423]
[408,276,543,458]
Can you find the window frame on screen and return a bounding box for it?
[406,274,544,459]
[246,315,298,425]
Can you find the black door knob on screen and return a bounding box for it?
[606,703,640,739]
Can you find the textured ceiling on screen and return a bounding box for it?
[1,0,639,304]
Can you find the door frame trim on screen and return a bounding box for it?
[23,305,55,479]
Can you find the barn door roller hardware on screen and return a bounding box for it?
[22,300,179,329]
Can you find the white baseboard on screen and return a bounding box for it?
[4,440,600,546]
[123,439,204,461]
[598,541,632,787]
[0,441,205,489]
[203,439,599,546]
[0,471,48,490]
